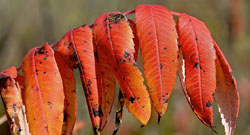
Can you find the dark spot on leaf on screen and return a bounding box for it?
[37,48,45,54]
[13,104,17,113]
[93,127,100,135]
[45,126,48,132]
[160,64,163,69]
[94,52,99,62]
[88,88,92,95]
[164,48,167,50]
[17,128,22,133]
[84,50,87,52]
[165,99,168,103]
[124,51,130,58]
[203,70,206,72]
[206,101,212,107]
[101,72,104,75]
[166,93,168,95]
[133,62,137,66]
[123,77,125,81]
[108,24,112,29]
[195,37,198,40]
[148,32,151,35]
[93,108,103,117]
[47,102,52,109]
[87,80,91,87]
[108,13,126,23]
[43,72,46,74]
[36,69,38,72]
[43,57,47,60]
[190,54,194,58]
[84,40,87,43]
[212,93,215,96]
[129,97,135,103]
[40,62,42,64]
[194,62,199,69]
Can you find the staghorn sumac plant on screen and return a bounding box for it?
[0,4,239,135]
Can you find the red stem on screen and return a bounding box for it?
[170,11,181,16]
[89,24,94,28]
[51,42,58,48]
[123,10,135,16]
[16,65,22,72]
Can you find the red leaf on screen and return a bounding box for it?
[135,5,178,118]
[177,14,216,129]
[22,43,64,135]
[55,52,77,135]
[214,41,240,135]
[93,12,151,125]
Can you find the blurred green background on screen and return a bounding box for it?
[0,0,249,134]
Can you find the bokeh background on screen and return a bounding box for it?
[0,0,249,134]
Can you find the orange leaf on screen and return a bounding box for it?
[71,25,101,134]
[177,14,216,129]
[55,52,77,135]
[22,43,64,135]
[55,25,101,134]
[113,20,138,134]
[135,5,178,119]
[93,12,151,125]
[214,41,240,135]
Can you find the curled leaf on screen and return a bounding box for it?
[214,41,240,135]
